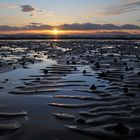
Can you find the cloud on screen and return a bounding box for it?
[0,25,20,31]
[59,23,140,30]
[30,23,43,25]
[121,24,140,29]
[0,23,139,31]
[20,5,36,12]
[20,5,46,16]
[104,0,140,15]
[0,3,46,16]
[24,24,51,30]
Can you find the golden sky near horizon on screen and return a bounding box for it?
[0,0,140,35]
[0,29,140,35]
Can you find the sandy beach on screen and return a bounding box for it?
[0,39,140,140]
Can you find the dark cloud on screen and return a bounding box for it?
[0,23,139,31]
[0,4,45,15]
[24,24,52,30]
[0,25,20,31]
[20,5,36,12]
[121,24,140,29]
[59,23,101,30]
[30,23,43,25]
[104,0,140,15]
[19,5,45,16]
[58,23,140,30]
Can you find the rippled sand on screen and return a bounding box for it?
[0,39,140,140]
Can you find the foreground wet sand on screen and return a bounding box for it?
[0,39,140,140]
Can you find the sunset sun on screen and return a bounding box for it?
[52,29,60,35]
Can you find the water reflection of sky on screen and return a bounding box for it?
[0,59,56,93]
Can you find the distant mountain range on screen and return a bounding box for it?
[0,33,140,40]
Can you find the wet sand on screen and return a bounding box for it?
[0,39,140,140]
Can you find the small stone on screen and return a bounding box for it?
[113,123,129,135]
[5,79,9,82]
[21,62,25,66]
[72,61,76,65]
[106,70,110,74]
[95,62,100,68]
[13,66,16,69]
[123,87,128,93]
[66,60,69,65]
[72,57,75,60]
[90,84,96,90]
[123,62,127,65]
[76,118,86,124]
[114,58,117,63]
[138,84,140,88]
[98,72,107,77]
[125,66,129,71]
[83,70,86,75]
[120,75,124,79]
[90,60,94,63]
[36,78,40,81]
[31,60,34,64]
[0,86,4,89]
[43,69,48,74]
[74,67,77,71]
[125,93,135,97]
[129,67,134,70]
[137,72,140,75]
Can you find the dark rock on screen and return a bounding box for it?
[90,60,94,63]
[129,67,134,70]
[123,87,128,93]
[0,86,4,89]
[43,69,48,74]
[74,67,77,71]
[72,57,75,60]
[66,60,69,65]
[138,84,140,88]
[13,66,16,69]
[36,78,40,81]
[31,60,34,64]
[23,66,28,69]
[98,72,107,77]
[125,93,135,97]
[106,70,111,74]
[114,58,117,63]
[90,84,96,90]
[120,75,124,79]
[5,79,9,82]
[137,72,140,75]
[113,123,129,135]
[21,62,25,66]
[125,66,129,71]
[76,118,86,124]
[72,61,76,65]
[123,62,127,65]
[95,62,100,68]
[83,70,86,75]
[109,54,114,57]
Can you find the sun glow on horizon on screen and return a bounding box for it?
[0,29,140,35]
[51,29,60,35]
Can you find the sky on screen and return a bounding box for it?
[0,0,140,35]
